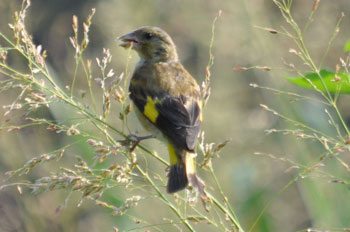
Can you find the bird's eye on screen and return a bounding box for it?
[144,32,153,40]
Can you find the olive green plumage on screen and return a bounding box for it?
[118,26,203,193]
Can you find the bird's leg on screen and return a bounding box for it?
[127,134,155,152]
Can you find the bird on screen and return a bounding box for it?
[118,26,204,194]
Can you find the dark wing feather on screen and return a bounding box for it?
[155,95,201,151]
[129,84,200,152]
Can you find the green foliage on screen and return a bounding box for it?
[344,40,350,52]
[287,69,350,94]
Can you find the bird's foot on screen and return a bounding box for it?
[120,134,154,152]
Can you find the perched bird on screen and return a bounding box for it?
[118,26,204,193]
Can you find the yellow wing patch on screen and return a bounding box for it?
[167,143,179,165]
[144,96,159,123]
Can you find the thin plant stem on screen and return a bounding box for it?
[248,176,297,232]
[71,55,79,97]
[208,164,244,232]
[0,32,65,98]
[318,13,345,70]
[80,56,97,111]
[274,0,350,138]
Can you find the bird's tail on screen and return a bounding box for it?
[167,144,188,193]
[167,161,188,193]
[167,144,205,194]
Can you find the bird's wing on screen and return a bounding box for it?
[129,66,201,151]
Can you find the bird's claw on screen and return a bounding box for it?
[119,134,154,153]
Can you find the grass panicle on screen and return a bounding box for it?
[0,2,243,231]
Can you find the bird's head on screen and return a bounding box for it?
[118,26,178,63]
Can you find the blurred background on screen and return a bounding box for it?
[1,0,350,231]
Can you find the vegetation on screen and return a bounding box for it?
[1,0,350,231]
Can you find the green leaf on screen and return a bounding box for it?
[345,40,350,52]
[287,69,350,94]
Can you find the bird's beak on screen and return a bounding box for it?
[117,32,139,48]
